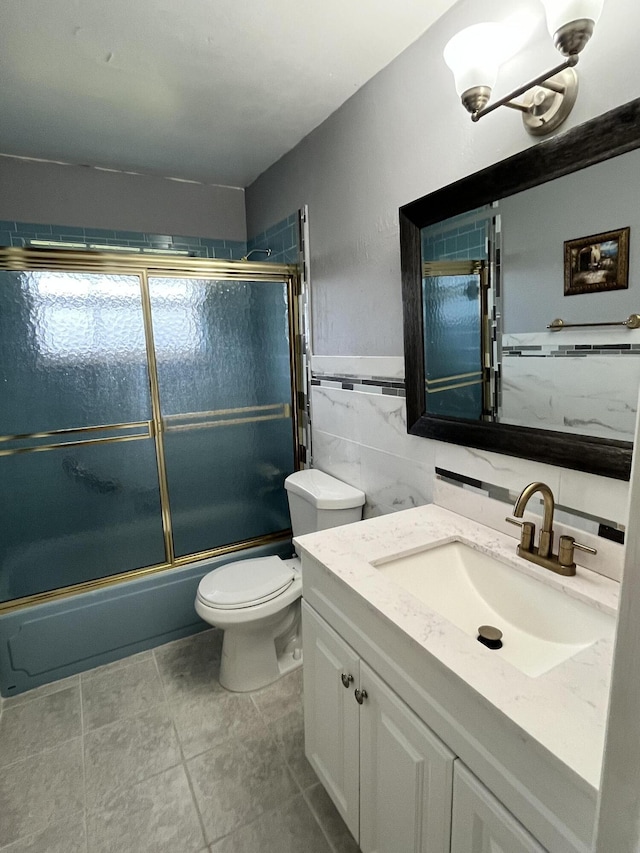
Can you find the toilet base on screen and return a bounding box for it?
[218,602,302,692]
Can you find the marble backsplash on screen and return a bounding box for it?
[501,331,640,441]
[310,355,630,530]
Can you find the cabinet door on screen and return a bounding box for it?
[451,763,547,853]
[302,602,361,840]
[359,662,455,853]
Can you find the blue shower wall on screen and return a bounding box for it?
[0,220,247,259]
[247,213,299,264]
[0,539,292,697]
[0,214,300,262]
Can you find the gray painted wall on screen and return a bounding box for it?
[245,0,640,356]
[0,158,247,241]
[501,147,640,333]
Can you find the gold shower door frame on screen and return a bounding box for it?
[0,248,302,612]
[422,259,493,418]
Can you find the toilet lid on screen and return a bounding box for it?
[197,556,295,608]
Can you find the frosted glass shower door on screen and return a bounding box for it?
[423,271,484,420]
[148,277,295,558]
[0,271,166,603]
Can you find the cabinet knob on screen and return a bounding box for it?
[341,673,354,688]
[354,688,368,705]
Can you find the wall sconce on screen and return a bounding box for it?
[444,0,604,135]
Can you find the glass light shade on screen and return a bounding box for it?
[540,0,604,35]
[444,23,513,96]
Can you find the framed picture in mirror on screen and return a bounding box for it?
[564,227,630,295]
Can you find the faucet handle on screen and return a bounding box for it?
[558,535,597,569]
[505,517,535,551]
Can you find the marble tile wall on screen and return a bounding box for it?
[310,355,630,528]
[501,331,640,441]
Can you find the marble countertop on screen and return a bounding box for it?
[295,504,619,790]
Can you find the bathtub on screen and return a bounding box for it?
[0,536,292,697]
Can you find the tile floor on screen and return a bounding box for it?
[0,629,360,852]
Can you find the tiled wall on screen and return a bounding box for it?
[310,355,630,530]
[0,214,300,266]
[422,208,490,262]
[246,214,298,264]
[0,220,247,259]
[501,330,640,441]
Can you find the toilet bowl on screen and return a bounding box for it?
[195,555,303,692]
[194,469,365,692]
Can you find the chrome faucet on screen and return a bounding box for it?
[506,481,596,576]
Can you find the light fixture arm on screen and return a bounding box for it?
[471,54,579,122]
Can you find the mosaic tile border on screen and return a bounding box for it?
[503,343,640,357]
[311,373,406,397]
[435,467,625,542]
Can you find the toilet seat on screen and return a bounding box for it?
[197,556,296,610]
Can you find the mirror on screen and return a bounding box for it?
[400,98,640,481]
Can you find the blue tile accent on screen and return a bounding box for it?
[84,228,116,239]
[51,224,87,236]
[0,221,254,260]
[18,222,53,234]
[171,235,201,247]
[247,213,299,265]
[114,230,147,241]
[4,218,299,266]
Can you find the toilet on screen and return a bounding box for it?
[195,469,365,692]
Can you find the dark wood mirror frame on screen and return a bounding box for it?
[399,98,640,482]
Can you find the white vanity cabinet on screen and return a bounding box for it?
[302,601,455,853]
[299,521,600,853]
[451,763,547,853]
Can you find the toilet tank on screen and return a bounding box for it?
[284,469,365,539]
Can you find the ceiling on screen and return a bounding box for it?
[0,0,457,188]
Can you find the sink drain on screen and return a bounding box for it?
[477,625,503,650]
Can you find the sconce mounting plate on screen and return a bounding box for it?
[521,68,579,136]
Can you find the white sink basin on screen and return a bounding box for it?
[373,540,615,677]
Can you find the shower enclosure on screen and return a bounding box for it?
[422,260,492,420]
[0,249,301,612]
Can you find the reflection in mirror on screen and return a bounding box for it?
[420,147,640,443]
[421,207,494,422]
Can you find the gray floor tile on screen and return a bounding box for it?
[0,738,84,848]
[0,686,82,767]
[251,667,303,725]
[209,794,332,853]
[171,687,267,759]
[86,765,204,853]
[154,629,223,701]
[81,659,165,732]
[2,675,80,709]
[0,814,86,853]
[305,783,360,853]
[81,650,153,680]
[84,705,181,806]
[188,729,299,843]
[270,706,319,790]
